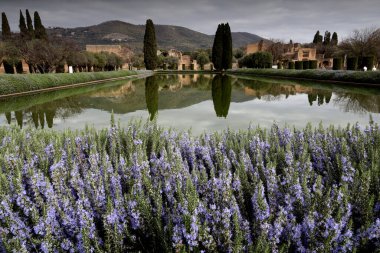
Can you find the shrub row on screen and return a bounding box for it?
[291,60,318,70]
[228,69,380,84]
[0,70,138,96]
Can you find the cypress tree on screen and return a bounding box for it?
[323,31,331,45]
[19,10,28,39]
[143,19,158,70]
[34,11,47,40]
[313,31,320,44]
[331,32,338,46]
[222,23,232,70]
[26,9,34,39]
[2,12,11,41]
[212,24,224,71]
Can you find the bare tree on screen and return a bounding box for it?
[339,27,380,59]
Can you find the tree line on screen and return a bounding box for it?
[0,11,124,74]
[143,20,233,71]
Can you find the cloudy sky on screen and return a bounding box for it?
[1,0,379,42]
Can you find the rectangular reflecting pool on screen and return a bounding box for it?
[1,74,380,134]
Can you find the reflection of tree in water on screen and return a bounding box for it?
[145,76,159,121]
[308,90,332,106]
[15,111,23,129]
[333,92,380,114]
[5,112,11,124]
[212,75,232,118]
[3,97,83,129]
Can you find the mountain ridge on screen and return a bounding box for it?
[47,20,263,52]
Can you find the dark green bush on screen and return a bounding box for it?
[302,61,310,70]
[347,57,358,70]
[239,52,273,69]
[333,58,343,70]
[277,62,283,69]
[288,62,295,69]
[295,61,303,70]
[190,64,194,70]
[182,64,186,70]
[362,56,374,70]
[309,60,318,69]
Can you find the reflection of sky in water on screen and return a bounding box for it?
[5,93,376,135]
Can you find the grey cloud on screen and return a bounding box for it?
[1,0,379,42]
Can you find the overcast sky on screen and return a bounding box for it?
[1,0,379,42]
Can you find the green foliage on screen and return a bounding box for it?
[331,32,338,46]
[212,24,224,71]
[239,52,273,69]
[212,23,233,71]
[288,61,295,69]
[333,58,343,70]
[295,61,303,70]
[1,12,11,41]
[196,51,210,70]
[309,60,318,69]
[222,23,233,70]
[302,61,310,70]
[25,10,34,39]
[347,57,358,71]
[19,10,28,40]
[362,56,375,70]
[2,60,14,74]
[277,62,283,69]
[0,70,137,95]
[143,19,158,70]
[228,68,380,84]
[313,30,323,44]
[323,31,331,45]
[15,61,23,74]
[33,11,48,41]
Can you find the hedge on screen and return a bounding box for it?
[0,70,138,96]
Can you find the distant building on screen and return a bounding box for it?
[246,40,272,54]
[86,44,133,69]
[246,40,317,63]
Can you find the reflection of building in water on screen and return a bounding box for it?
[178,74,199,85]
[212,75,232,118]
[88,82,136,98]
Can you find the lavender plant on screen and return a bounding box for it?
[0,120,379,252]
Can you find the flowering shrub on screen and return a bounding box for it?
[0,119,379,252]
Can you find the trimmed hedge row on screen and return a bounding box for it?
[228,68,380,84]
[0,70,139,96]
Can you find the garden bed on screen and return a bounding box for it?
[0,120,379,252]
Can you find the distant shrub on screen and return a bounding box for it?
[309,60,318,69]
[288,61,295,69]
[347,57,358,70]
[277,62,283,69]
[190,64,194,70]
[302,61,310,70]
[295,61,303,70]
[238,52,273,69]
[333,58,343,70]
[182,64,186,70]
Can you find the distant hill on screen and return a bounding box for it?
[47,20,263,52]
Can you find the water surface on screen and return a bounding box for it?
[1,74,380,134]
